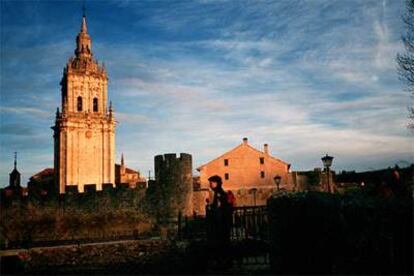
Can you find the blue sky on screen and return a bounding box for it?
[1,0,413,187]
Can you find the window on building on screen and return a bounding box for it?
[224,159,229,166]
[93,97,98,112]
[261,171,265,178]
[260,157,264,164]
[77,96,83,111]
[225,173,229,180]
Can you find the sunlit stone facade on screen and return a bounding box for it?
[194,138,291,212]
[197,138,291,190]
[53,14,115,193]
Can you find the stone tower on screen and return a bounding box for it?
[9,152,21,188]
[53,12,116,193]
[152,153,194,217]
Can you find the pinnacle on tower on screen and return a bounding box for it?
[81,15,88,33]
[14,151,17,169]
[75,7,92,59]
[81,2,87,33]
[109,101,113,116]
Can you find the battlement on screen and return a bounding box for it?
[154,153,192,168]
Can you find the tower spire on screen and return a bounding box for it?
[14,152,17,169]
[75,4,92,59]
[80,7,88,34]
[121,153,125,166]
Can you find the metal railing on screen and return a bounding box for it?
[178,205,269,242]
[231,205,269,241]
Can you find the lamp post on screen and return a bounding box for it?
[321,154,334,193]
[273,175,282,191]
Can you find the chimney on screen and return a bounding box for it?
[243,137,248,145]
[264,144,269,155]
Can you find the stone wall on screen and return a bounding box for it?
[230,187,276,206]
[193,188,209,215]
[0,189,154,246]
[193,186,277,215]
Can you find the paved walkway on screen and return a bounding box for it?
[0,238,162,257]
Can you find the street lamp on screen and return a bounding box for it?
[321,154,334,193]
[273,175,282,191]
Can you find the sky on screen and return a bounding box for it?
[0,0,413,187]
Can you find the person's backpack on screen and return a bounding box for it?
[227,190,236,208]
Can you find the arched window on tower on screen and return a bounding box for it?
[77,96,83,111]
[93,97,98,112]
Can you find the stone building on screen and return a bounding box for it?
[27,168,55,196]
[8,153,21,190]
[28,158,145,195]
[195,137,291,212]
[115,154,147,189]
[290,168,335,192]
[52,13,116,193]
[2,153,22,197]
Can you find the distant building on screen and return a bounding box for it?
[28,159,145,195]
[3,153,22,197]
[290,168,334,193]
[115,154,147,189]
[27,168,55,196]
[8,153,21,190]
[195,137,291,211]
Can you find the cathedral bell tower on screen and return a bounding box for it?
[53,12,116,193]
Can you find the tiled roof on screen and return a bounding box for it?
[31,168,54,180]
[197,142,290,171]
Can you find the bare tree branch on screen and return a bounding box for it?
[397,0,414,128]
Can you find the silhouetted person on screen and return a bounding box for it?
[206,175,233,268]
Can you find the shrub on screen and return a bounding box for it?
[268,192,413,275]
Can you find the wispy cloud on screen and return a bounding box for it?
[0,106,52,119]
[0,0,412,186]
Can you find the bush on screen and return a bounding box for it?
[268,192,413,275]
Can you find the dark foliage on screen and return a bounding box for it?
[268,192,413,275]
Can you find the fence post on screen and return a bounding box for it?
[177,211,182,239]
[244,207,248,239]
[184,215,188,237]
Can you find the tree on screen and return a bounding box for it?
[397,0,414,129]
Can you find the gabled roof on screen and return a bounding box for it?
[115,164,139,174]
[125,167,138,174]
[197,142,290,171]
[30,168,54,180]
[10,168,20,175]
